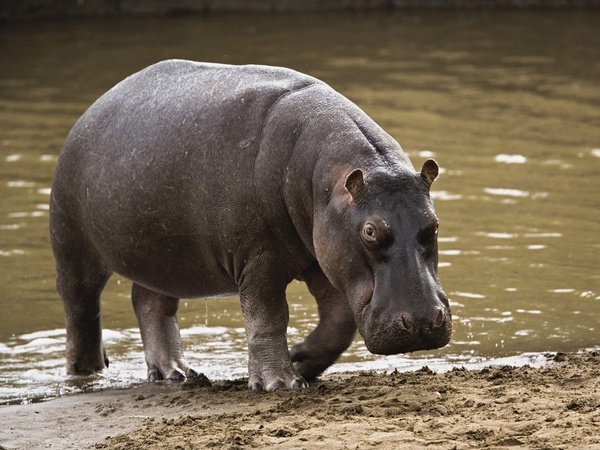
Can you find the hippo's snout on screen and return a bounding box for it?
[360,301,452,355]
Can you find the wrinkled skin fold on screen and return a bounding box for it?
[50,60,451,392]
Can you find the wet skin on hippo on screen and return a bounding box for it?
[49,60,451,392]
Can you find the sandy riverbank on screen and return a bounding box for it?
[1,351,598,449]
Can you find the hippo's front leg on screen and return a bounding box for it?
[290,263,357,380]
[239,265,308,392]
[132,283,198,381]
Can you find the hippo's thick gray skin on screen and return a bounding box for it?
[50,60,451,392]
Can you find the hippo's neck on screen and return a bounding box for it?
[254,83,412,273]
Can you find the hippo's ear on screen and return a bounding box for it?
[345,169,365,199]
[420,159,439,188]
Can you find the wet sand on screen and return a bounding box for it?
[1,351,598,449]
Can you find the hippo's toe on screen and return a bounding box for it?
[186,368,199,378]
[165,368,186,381]
[146,362,199,382]
[248,370,308,392]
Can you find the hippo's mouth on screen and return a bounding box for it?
[357,295,452,356]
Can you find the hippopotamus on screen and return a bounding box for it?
[49,60,451,392]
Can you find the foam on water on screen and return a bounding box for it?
[180,325,230,336]
[19,329,66,340]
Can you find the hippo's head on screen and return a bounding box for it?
[314,159,451,355]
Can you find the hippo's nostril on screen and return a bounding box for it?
[401,313,413,331]
[434,308,444,328]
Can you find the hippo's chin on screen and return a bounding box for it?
[363,334,451,355]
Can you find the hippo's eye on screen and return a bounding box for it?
[361,218,392,249]
[418,221,439,247]
[363,223,377,242]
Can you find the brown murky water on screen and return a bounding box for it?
[0,11,598,403]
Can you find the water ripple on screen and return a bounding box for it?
[495,154,527,164]
[484,187,529,198]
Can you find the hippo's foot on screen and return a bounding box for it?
[146,360,199,382]
[247,364,308,392]
[131,283,199,383]
[245,326,309,391]
[290,344,338,381]
[67,345,110,376]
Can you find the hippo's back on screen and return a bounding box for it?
[96,59,323,123]
[67,59,323,161]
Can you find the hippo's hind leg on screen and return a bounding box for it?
[51,216,112,375]
[290,262,357,380]
[131,283,198,381]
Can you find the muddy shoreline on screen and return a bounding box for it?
[0,350,598,449]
